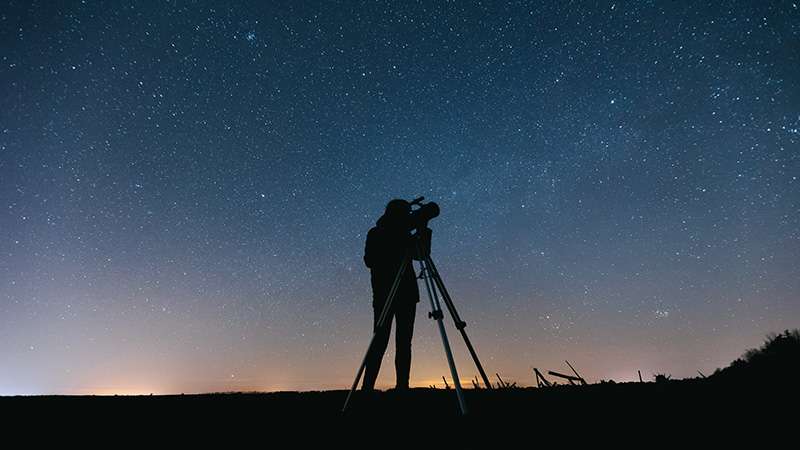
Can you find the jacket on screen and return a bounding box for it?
[364,215,421,307]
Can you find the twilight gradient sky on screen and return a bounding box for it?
[1,1,798,395]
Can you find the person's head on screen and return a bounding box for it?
[381,198,411,228]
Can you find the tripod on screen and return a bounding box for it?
[342,227,492,415]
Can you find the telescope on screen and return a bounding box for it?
[407,197,439,260]
[408,196,440,231]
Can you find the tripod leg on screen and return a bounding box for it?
[426,255,493,390]
[418,259,468,415]
[342,254,411,413]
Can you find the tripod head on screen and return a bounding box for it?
[411,227,432,261]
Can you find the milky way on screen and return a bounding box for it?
[1,1,798,394]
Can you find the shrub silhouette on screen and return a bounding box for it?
[654,373,672,383]
[712,329,800,381]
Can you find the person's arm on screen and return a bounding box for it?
[363,228,377,269]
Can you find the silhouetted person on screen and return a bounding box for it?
[361,199,420,391]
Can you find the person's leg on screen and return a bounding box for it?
[394,302,417,389]
[362,303,393,391]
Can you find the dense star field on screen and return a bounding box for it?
[1,1,798,395]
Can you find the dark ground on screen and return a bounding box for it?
[4,333,796,444]
[2,379,794,445]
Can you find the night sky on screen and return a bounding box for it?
[1,1,798,395]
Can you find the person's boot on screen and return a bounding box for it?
[362,365,379,392]
[393,379,410,394]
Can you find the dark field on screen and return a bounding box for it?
[4,332,796,443]
[2,379,793,443]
